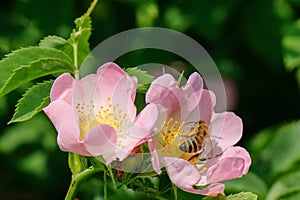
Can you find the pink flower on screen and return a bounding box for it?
[43,62,157,163]
[146,73,251,196]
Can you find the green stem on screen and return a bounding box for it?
[72,42,79,70]
[72,40,79,80]
[172,183,177,200]
[103,170,108,200]
[65,166,97,200]
[86,0,98,17]
[107,165,117,190]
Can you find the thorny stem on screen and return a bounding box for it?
[65,166,97,200]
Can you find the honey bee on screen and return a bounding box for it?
[179,120,210,154]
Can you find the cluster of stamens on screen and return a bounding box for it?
[75,97,128,141]
[160,118,185,147]
[158,118,211,172]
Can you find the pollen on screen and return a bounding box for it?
[160,118,185,147]
[75,96,127,141]
[158,118,210,170]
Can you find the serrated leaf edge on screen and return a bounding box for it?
[39,35,68,46]
[8,80,53,124]
[0,46,73,66]
[0,57,73,97]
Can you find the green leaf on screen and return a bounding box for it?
[89,157,105,172]
[227,192,258,200]
[266,171,300,200]
[70,0,97,67]
[68,153,88,175]
[9,80,53,123]
[0,57,73,97]
[283,19,300,71]
[224,171,267,199]
[39,35,69,49]
[39,36,74,65]
[0,46,74,97]
[126,67,154,93]
[202,194,227,200]
[297,68,300,86]
[261,120,300,174]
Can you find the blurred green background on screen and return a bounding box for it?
[0,0,299,199]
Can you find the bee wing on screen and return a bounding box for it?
[201,136,214,159]
[174,122,195,144]
[180,122,196,135]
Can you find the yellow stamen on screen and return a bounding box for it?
[76,96,127,143]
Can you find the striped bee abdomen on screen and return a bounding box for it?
[179,135,203,153]
[179,120,209,153]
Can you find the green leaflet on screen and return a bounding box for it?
[39,35,69,49]
[0,57,73,97]
[69,0,97,67]
[201,191,257,200]
[89,157,105,172]
[39,35,74,64]
[266,171,300,200]
[202,194,227,200]
[0,46,74,97]
[227,192,258,200]
[68,152,88,175]
[126,67,154,93]
[260,120,300,174]
[282,19,300,86]
[9,80,53,123]
[224,171,267,199]
[283,19,300,72]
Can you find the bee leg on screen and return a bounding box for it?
[187,153,201,165]
[195,149,204,154]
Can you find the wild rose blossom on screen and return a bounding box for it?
[146,73,251,196]
[43,62,157,163]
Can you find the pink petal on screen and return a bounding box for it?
[147,104,170,174]
[146,73,204,122]
[146,74,181,115]
[43,101,90,155]
[94,62,137,123]
[108,104,159,162]
[72,73,98,105]
[50,73,74,103]
[209,112,243,156]
[127,104,159,140]
[178,73,204,121]
[183,72,203,96]
[194,183,225,196]
[184,89,215,123]
[206,146,251,183]
[148,138,161,174]
[198,90,216,123]
[96,62,135,100]
[164,157,225,196]
[164,157,201,193]
[82,124,117,156]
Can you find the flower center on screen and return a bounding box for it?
[158,118,211,167]
[75,97,128,141]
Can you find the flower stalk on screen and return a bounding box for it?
[103,169,108,200]
[172,183,178,200]
[65,166,97,200]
